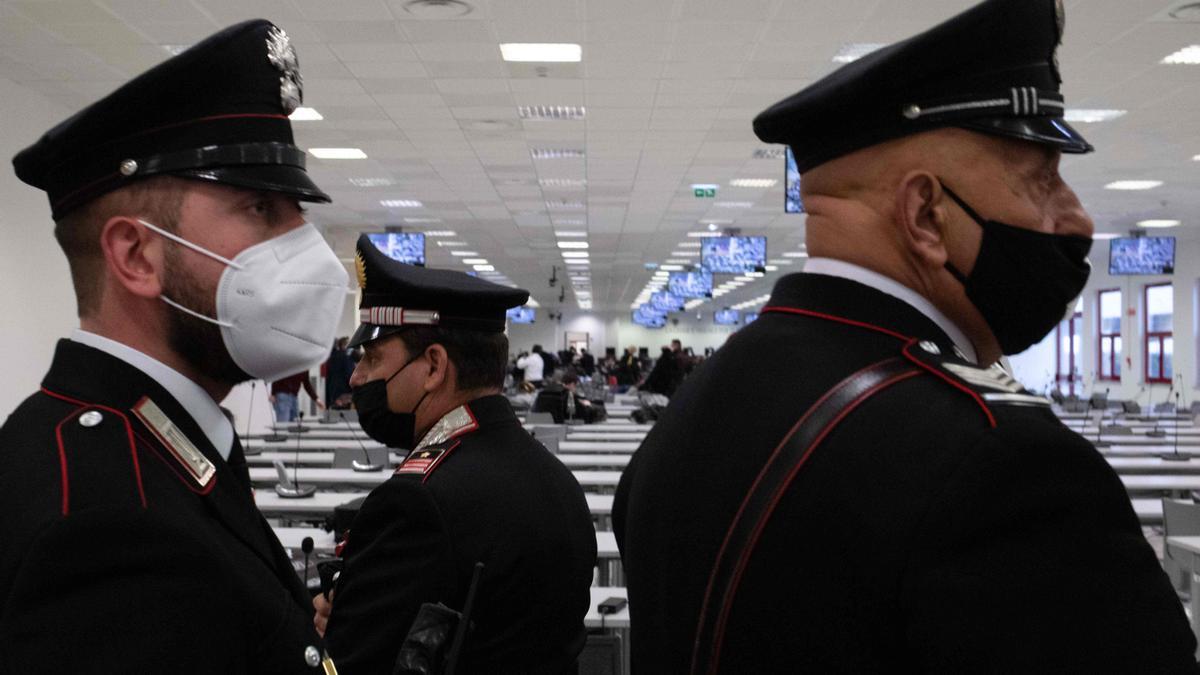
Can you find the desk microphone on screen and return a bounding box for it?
[274,414,316,498]
[242,381,262,456]
[341,411,383,472]
[301,536,315,591]
[1094,387,1111,449]
[1149,383,1170,438]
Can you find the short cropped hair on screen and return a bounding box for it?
[52,176,189,317]
[396,326,509,392]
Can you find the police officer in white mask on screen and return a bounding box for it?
[1,20,345,672]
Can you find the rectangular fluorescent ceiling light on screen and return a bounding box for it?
[554,220,586,227]
[729,178,777,188]
[687,231,721,237]
[310,148,367,159]
[561,251,589,258]
[462,258,489,265]
[423,230,457,237]
[1162,45,1200,65]
[677,242,702,248]
[531,148,585,159]
[526,299,540,307]
[659,264,685,271]
[404,217,441,223]
[539,178,587,188]
[691,183,720,191]
[555,230,587,237]
[832,43,888,64]
[473,265,495,272]
[767,259,793,265]
[1064,109,1126,123]
[664,259,690,264]
[752,147,786,160]
[557,241,589,249]
[436,241,466,247]
[1092,233,1119,240]
[349,177,395,187]
[518,106,586,120]
[714,201,754,208]
[289,107,323,121]
[450,251,479,256]
[566,261,589,266]
[781,251,809,258]
[380,199,423,207]
[500,43,582,62]
[1137,219,1181,228]
[547,199,585,209]
[671,251,700,257]
[1105,180,1162,190]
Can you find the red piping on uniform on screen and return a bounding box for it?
[691,357,900,673]
[760,305,911,342]
[700,368,922,674]
[41,387,148,509]
[901,341,997,428]
[421,440,462,485]
[52,411,76,516]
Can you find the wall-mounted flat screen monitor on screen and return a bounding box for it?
[632,306,667,328]
[649,291,686,313]
[701,236,767,274]
[667,269,713,299]
[367,232,426,266]
[506,307,536,324]
[714,309,740,325]
[1109,237,1175,275]
[744,313,759,325]
[785,147,803,214]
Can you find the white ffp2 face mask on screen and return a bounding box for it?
[140,219,349,382]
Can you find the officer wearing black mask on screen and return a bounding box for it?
[317,235,597,674]
[615,0,1197,672]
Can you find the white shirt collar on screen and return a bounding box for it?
[802,258,978,363]
[71,330,234,460]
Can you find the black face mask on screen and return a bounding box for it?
[941,183,1092,356]
[352,353,429,449]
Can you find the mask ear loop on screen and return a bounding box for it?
[138,219,244,270]
[936,180,985,286]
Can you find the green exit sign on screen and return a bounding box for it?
[692,184,718,198]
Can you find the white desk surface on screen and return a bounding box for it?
[273,527,620,560]
[1134,498,1163,525]
[1102,445,1200,457]
[1121,475,1200,493]
[565,431,647,442]
[1105,457,1200,474]
[560,441,639,454]
[258,491,614,517]
[250,467,622,490]
[248,451,629,470]
[1167,536,1200,556]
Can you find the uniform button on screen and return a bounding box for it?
[902,104,921,119]
[918,340,941,355]
[79,411,104,427]
[304,646,321,668]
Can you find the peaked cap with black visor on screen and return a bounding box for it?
[753,0,1092,172]
[12,19,329,219]
[349,233,530,348]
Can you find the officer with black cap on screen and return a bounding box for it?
[615,0,1196,671]
[314,234,597,673]
[1,20,344,672]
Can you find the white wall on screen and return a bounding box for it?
[0,78,78,419]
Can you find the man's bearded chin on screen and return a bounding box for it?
[162,251,251,387]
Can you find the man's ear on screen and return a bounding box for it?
[99,216,163,300]
[894,171,951,268]
[422,344,451,392]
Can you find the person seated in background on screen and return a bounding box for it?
[270,370,323,422]
[533,374,606,424]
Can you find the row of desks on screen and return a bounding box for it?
[253,467,622,491]
[249,451,630,470]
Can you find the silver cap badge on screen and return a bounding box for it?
[265,26,302,114]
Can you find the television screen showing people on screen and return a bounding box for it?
[668,269,713,298]
[785,147,804,214]
[649,291,686,313]
[366,232,426,266]
[701,236,767,274]
[1109,237,1175,275]
[714,308,740,325]
[506,306,536,324]
[632,306,667,328]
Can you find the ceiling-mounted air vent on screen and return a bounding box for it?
[402,0,473,19]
